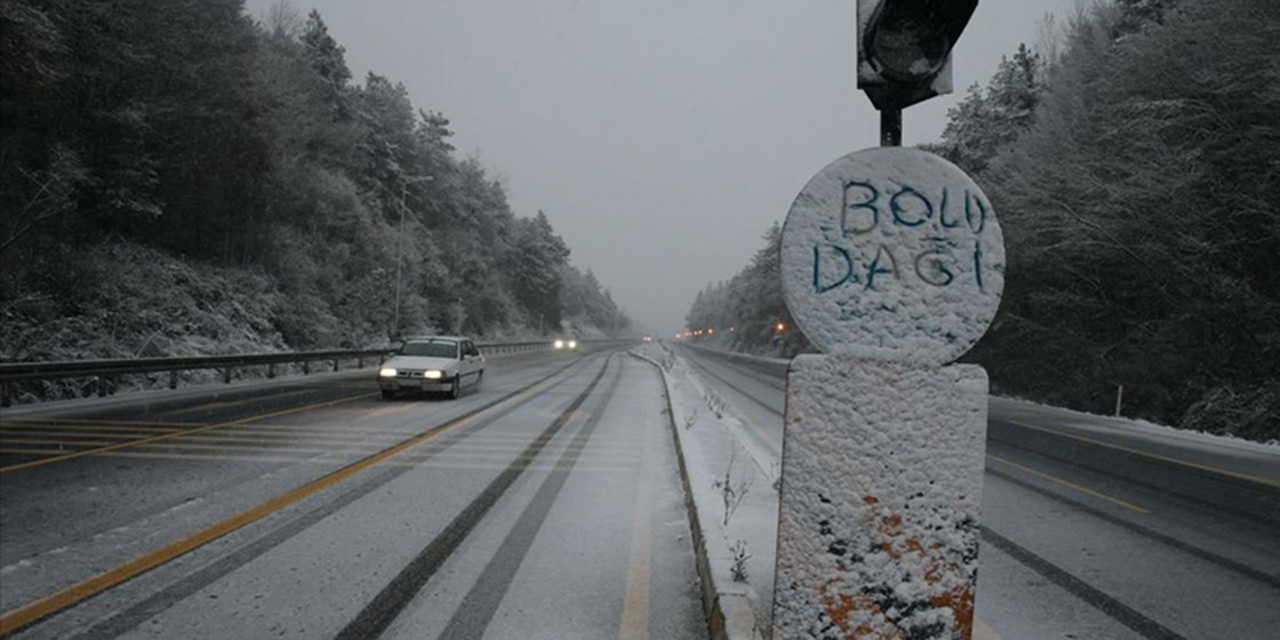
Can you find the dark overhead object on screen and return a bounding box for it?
[858,0,979,111]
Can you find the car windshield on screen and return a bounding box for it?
[400,340,457,359]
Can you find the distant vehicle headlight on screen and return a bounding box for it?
[423,370,443,379]
[568,340,578,349]
[554,339,565,349]
[379,367,397,377]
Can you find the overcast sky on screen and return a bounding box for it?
[248,0,1078,336]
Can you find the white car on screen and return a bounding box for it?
[378,336,485,399]
[552,337,578,351]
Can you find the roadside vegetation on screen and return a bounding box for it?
[0,1,629,371]
[684,0,1279,442]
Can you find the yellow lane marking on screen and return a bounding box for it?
[1,421,416,437]
[0,368,573,634]
[619,389,657,640]
[0,438,126,448]
[0,429,402,445]
[3,439,382,456]
[0,392,378,474]
[1007,419,1280,489]
[974,618,1004,640]
[0,448,319,464]
[1,448,82,456]
[0,398,613,462]
[187,422,423,436]
[3,425,420,443]
[0,448,641,473]
[157,389,317,417]
[0,446,642,471]
[3,429,170,441]
[987,454,1151,514]
[0,376,371,421]
[355,402,422,420]
[1,424,183,435]
[0,417,194,428]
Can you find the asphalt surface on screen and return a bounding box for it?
[678,346,1280,640]
[0,347,706,640]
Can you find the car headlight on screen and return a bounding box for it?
[568,340,577,349]
[554,339,564,349]
[379,367,397,377]
[423,370,443,379]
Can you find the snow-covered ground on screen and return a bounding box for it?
[660,343,1280,640]
[632,343,775,640]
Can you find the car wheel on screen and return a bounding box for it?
[449,377,461,400]
[381,389,396,400]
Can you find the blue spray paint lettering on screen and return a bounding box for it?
[965,190,988,235]
[973,241,984,292]
[864,245,898,291]
[914,248,956,287]
[937,187,961,229]
[813,245,858,293]
[890,185,932,227]
[842,181,879,237]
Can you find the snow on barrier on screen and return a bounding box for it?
[772,147,1004,640]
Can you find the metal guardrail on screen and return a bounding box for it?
[0,338,633,406]
[678,342,792,378]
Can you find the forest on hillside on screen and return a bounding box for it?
[0,0,629,369]
[685,0,1279,441]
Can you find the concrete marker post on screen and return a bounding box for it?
[771,147,1004,640]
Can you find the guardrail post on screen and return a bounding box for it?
[303,361,310,375]
[267,363,276,379]
[332,359,339,372]
[169,370,178,389]
[97,376,108,397]
[2,382,11,407]
[222,368,232,384]
[357,357,364,369]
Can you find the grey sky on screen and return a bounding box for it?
[249,0,1077,336]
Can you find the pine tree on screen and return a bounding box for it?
[300,10,352,119]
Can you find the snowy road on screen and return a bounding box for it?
[679,345,1280,640]
[0,349,706,639]
[4,340,1277,640]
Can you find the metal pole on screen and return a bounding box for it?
[880,109,902,147]
[393,184,406,339]
[456,297,463,334]
[393,175,434,339]
[1115,384,1124,417]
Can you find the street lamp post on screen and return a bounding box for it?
[393,175,433,339]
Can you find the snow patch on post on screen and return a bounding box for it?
[773,357,988,639]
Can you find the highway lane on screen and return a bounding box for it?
[679,345,1280,640]
[0,348,706,639]
[1,348,579,571]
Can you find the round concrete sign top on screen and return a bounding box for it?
[780,147,1005,365]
